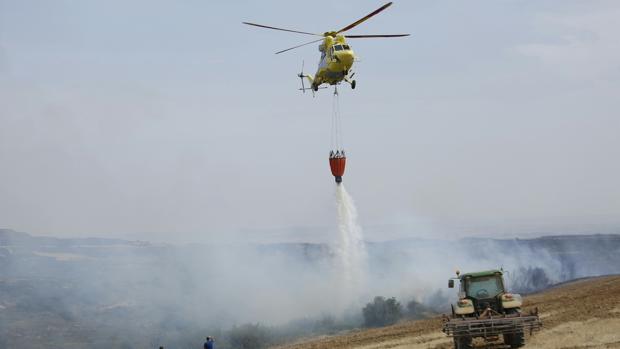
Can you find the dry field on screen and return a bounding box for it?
[273,276,620,349]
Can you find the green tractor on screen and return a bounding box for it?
[442,269,541,349]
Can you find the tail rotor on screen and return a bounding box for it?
[297,61,322,96]
[298,60,306,93]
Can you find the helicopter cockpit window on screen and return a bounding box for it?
[335,45,343,51]
[343,45,350,50]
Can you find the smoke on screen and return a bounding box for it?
[1,229,620,348]
[334,184,367,308]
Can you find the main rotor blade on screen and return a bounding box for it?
[242,22,321,36]
[275,38,324,54]
[337,2,393,34]
[346,34,410,38]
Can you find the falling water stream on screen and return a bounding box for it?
[335,184,367,298]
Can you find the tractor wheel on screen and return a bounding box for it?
[351,80,356,89]
[504,332,525,348]
[504,309,525,348]
[454,336,472,349]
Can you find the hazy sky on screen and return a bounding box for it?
[1,0,619,242]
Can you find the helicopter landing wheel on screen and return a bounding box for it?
[313,85,318,92]
[351,80,356,89]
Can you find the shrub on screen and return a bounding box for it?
[405,299,430,319]
[362,296,402,327]
[423,289,450,313]
[229,323,271,349]
[510,267,552,293]
[313,315,337,334]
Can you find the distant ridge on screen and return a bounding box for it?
[0,228,145,247]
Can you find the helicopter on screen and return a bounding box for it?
[243,2,409,93]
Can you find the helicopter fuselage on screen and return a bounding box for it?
[311,35,355,89]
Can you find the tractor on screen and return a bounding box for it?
[442,269,541,348]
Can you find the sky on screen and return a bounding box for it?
[1,0,619,243]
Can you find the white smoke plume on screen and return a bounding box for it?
[2,229,619,348]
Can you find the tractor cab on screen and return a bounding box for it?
[449,270,507,313]
[463,271,505,299]
[462,270,505,313]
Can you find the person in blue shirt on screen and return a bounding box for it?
[204,336,215,349]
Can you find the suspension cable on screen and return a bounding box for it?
[331,86,344,152]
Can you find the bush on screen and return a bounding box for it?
[510,267,552,293]
[229,323,271,349]
[423,289,450,313]
[313,315,337,334]
[405,299,430,319]
[362,296,402,327]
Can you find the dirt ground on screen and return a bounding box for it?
[273,276,620,349]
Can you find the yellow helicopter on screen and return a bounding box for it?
[243,2,409,93]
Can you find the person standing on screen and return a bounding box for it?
[204,336,215,349]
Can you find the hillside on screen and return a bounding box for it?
[2,230,620,348]
[273,276,620,349]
